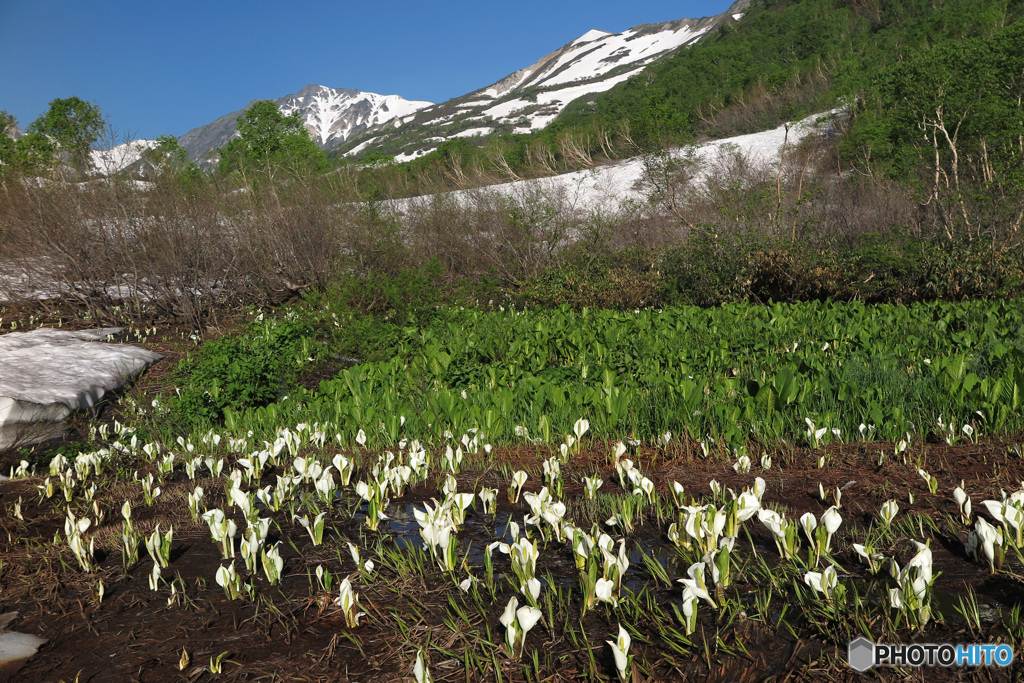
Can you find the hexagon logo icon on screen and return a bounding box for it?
[848,637,875,672]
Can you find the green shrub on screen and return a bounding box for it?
[659,230,1024,307]
[173,313,314,425]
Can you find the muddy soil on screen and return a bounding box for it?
[1,437,1023,682]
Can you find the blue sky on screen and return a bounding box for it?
[1,0,736,143]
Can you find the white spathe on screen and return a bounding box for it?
[0,327,162,448]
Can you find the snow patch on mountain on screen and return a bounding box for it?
[482,67,645,130]
[278,85,432,147]
[452,127,494,138]
[89,139,158,176]
[343,0,748,160]
[529,24,708,90]
[572,29,613,46]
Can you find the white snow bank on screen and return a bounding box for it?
[392,111,838,215]
[0,328,162,449]
[0,612,47,674]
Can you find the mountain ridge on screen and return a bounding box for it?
[172,0,746,165]
[176,85,432,164]
[341,0,749,161]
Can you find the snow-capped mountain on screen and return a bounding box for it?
[89,139,158,176]
[177,84,433,164]
[343,0,748,161]
[278,85,431,147]
[113,0,746,168]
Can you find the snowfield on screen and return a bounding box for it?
[390,111,839,215]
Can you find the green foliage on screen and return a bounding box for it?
[148,134,189,167]
[3,132,59,178]
[209,299,1024,449]
[142,135,203,184]
[27,96,106,169]
[358,151,396,168]
[846,19,1024,232]
[0,110,15,135]
[308,259,461,362]
[558,0,1023,149]
[0,110,61,179]
[217,100,328,176]
[551,0,856,147]
[0,111,17,173]
[172,312,316,424]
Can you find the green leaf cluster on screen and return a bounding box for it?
[554,0,1024,150]
[0,129,59,178]
[217,100,328,176]
[1,98,105,178]
[172,313,316,425]
[848,20,1024,189]
[27,96,104,152]
[201,299,1024,447]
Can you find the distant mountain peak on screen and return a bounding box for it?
[177,85,432,164]
[166,2,748,165]
[341,0,749,161]
[571,29,613,46]
[89,139,159,176]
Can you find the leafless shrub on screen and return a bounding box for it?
[0,170,352,329]
[385,182,591,287]
[0,177,240,328]
[632,129,924,248]
[461,184,581,285]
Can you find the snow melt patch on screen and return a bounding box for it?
[391,112,836,215]
[452,127,494,138]
[0,612,46,674]
[395,149,431,163]
[455,99,494,109]
[0,328,162,448]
